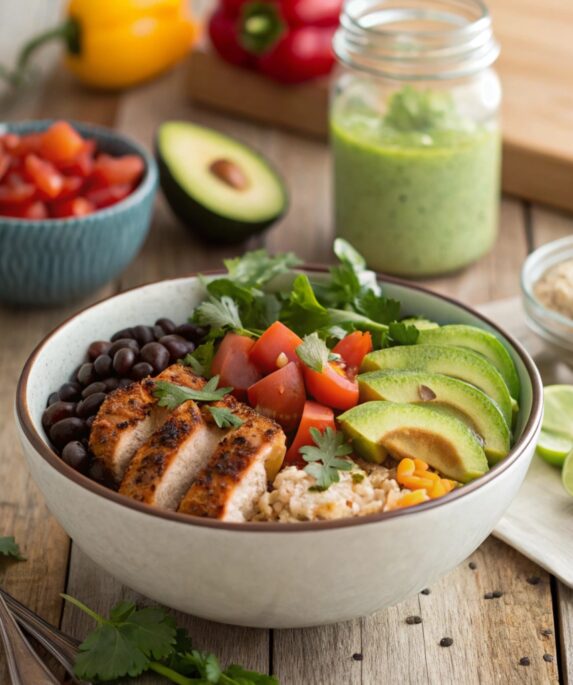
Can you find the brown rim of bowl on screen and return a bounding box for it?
[16,266,543,533]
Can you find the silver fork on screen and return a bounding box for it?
[0,588,85,685]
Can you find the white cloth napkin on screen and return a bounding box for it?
[478,299,573,586]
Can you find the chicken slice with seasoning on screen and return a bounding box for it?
[178,408,286,522]
[119,400,226,510]
[89,364,205,483]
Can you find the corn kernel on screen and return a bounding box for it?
[400,475,436,491]
[397,458,416,480]
[276,352,289,368]
[414,458,429,471]
[429,480,447,499]
[395,489,429,509]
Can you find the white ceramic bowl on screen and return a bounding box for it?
[16,271,543,628]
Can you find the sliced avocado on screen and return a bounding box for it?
[338,401,489,483]
[416,325,520,399]
[401,317,440,331]
[361,345,513,427]
[358,371,510,463]
[156,122,287,244]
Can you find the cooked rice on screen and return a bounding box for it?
[252,459,405,522]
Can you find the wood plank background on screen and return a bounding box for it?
[0,3,572,684]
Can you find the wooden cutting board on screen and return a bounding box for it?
[188,0,573,213]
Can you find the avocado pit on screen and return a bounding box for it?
[209,158,249,191]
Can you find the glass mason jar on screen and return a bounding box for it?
[331,0,501,277]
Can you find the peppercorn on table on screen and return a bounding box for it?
[0,4,571,684]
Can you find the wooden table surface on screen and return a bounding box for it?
[0,6,572,684]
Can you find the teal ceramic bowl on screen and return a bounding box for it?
[0,120,158,307]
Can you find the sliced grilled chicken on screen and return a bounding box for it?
[119,400,225,510]
[89,364,205,483]
[178,410,286,522]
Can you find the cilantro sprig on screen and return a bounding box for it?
[0,536,25,560]
[63,595,278,684]
[154,377,233,410]
[208,406,244,429]
[183,341,216,378]
[296,333,339,372]
[301,427,354,491]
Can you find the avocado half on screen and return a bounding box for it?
[156,121,288,244]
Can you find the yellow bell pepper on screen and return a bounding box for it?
[5,0,198,90]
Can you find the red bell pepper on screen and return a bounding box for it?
[208,0,342,84]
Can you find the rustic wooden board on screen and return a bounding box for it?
[188,0,573,213]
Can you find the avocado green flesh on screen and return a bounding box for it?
[358,371,510,464]
[361,344,513,427]
[338,401,489,483]
[401,317,440,331]
[157,122,287,243]
[416,325,520,399]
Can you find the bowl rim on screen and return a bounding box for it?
[16,267,544,533]
[0,119,158,226]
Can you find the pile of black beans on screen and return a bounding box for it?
[42,318,208,477]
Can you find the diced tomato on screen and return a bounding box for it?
[0,154,9,182]
[1,133,20,151]
[247,362,306,432]
[58,176,84,200]
[0,201,48,219]
[50,197,95,218]
[24,154,63,198]
[285,401,335,466]
[92,154,144,187]
[333,331,373,375]
[0,182,36,204]
[10,133,42,157]
[85,183,131,209]
[249,321,303,374]
[303,362,359,411]
[57,148,95,178]
[211,333,262,401]
[40,121,85,163]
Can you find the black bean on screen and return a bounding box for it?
[77,392,106,418]
[113,348,136,376]
[156,317,176,334]
[492,591,503,598]
[131,362,154,380]
[61,441,89,472]
[103,377,120,392]
[175,323,207,344]
[58,382,82,402]
[50,417,87,448]
[484,592,494,600]
[160,334,193,361]
[88,340,112,360]
[42,401,77,430]
[468,561,477,570]
[405,616,422,625]
[132,325,155,345]
[77,363,96,387]
[94,354,113,378]
[118,378,134,389]
[439,637,453,647]
[47,392,60,406]
[82,381,106,398]
[109,338,139,356]
[527,576,541,585]
[519,657,530,666]
[420,588,431,595]
[541,628,553,637]
[88,460,106,483]
[352,654,363,662]
[543,654,554,663]
[111,327,134,341]
[152,325,166,340]
[86,415,96,429]
[140,342,170,373]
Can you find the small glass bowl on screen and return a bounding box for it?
[521,235,573,350]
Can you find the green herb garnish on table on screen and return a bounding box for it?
[0,536,25,560]
[63,595,278,684]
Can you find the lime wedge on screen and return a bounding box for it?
[537,385,573,466]
[536,429,572,466]
[562,448,573,497]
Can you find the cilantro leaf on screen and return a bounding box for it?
[301,427,353,491]
[224,250,301,288]
[296,333,331,372]
[356,291,401,325]
[183,340,215,378]
[333,238,366,272]
[154,377,233,410]
[195,295,244,331]
[389,321,420,345]
[206,278,255,306]
[280,274,331,335]
[182,650,223,683]
[208,406,244,429]
[0,536,24,560]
